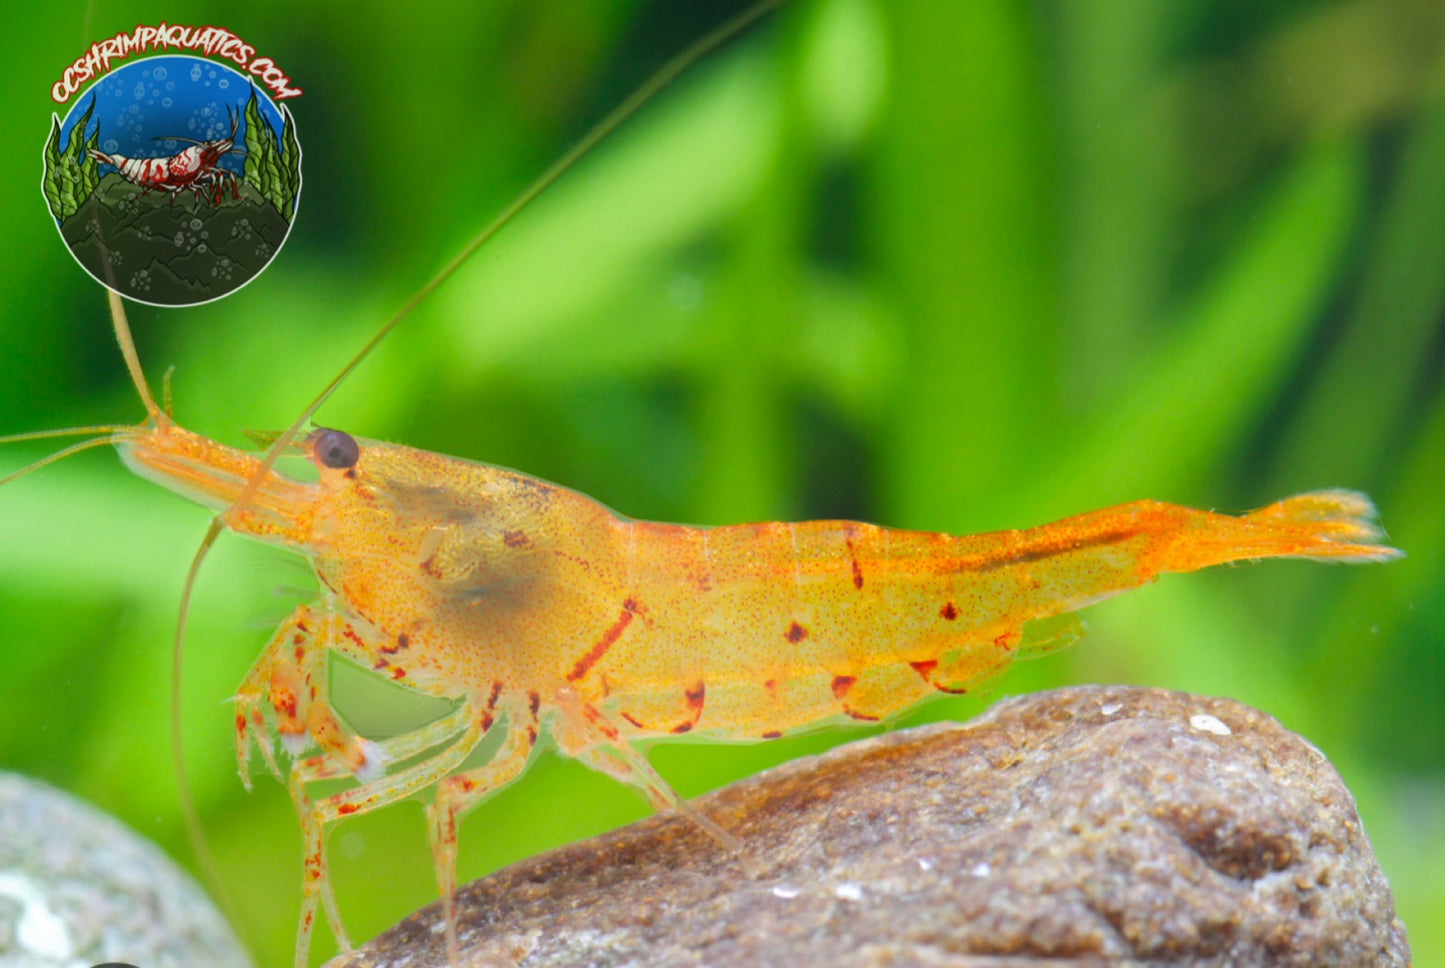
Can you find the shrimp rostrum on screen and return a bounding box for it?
[112,381,1400,962]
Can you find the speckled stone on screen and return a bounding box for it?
[0,773,249,968]
[327,686,1409,968]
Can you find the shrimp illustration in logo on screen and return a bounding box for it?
[42,55,301,307]
[87,104,244,206]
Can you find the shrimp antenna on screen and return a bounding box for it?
[227,0,787,521]
[0,424,129,444]
[85,239,241,941]
[0,427,125,492]
[0,436,118,488]
[102,292,247,944]
[169,517,237,932]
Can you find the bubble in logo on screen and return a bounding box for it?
[42,54,301,307]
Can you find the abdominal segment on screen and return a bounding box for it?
[560,517,1124,740]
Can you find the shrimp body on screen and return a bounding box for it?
[114,413,1400,964]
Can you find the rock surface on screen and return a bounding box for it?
[328,686,1409,968]
[0,772,250,968]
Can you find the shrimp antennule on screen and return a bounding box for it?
[0,433,122,487]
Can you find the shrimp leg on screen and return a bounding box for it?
[234,606,388,786]
[287,687,500,966]
[234,608,317,787]
[424,700,538,964]
[552,687,749,864]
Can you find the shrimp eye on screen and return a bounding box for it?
[313,429,360,470]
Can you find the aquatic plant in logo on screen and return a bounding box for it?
[42,55,301,307]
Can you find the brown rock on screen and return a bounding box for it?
[326,686,1409,967]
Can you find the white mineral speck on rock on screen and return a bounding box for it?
[771,884,800,899]
[0,870,74,959]
[1190,713,1232,736]
[834,882,864,901]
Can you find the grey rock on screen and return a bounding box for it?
[328,686,1409,968]
[0,772,249,968]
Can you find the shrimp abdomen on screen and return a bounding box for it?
[568,491,1397,738]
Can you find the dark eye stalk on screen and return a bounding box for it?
[312,428,360,470]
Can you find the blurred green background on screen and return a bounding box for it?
[2,0,1443,964]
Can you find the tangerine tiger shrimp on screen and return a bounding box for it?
[1,3,1406,968]
[94,300,1404,968]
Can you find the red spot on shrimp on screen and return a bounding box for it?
[528,691,541,718]
[844,707,880,722]
[685,680,706,711]
[909,659,938,682]
[785,622,808,643]
[553,550,593,572]
[845,530,864,589]
[381,633,408,655]
[337,803,359,816]
[940,602,959,621]
[502,529,532,549]
[761,730,782,739]
[621,712,645,729]
[487,681,503,709]
[588,711,620,741]
[273,691,298,718]
[831,675,856,699]
[670,721,693,734]
[764,678,778,695]
[567,605,635,682]
[390,667,406,679]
